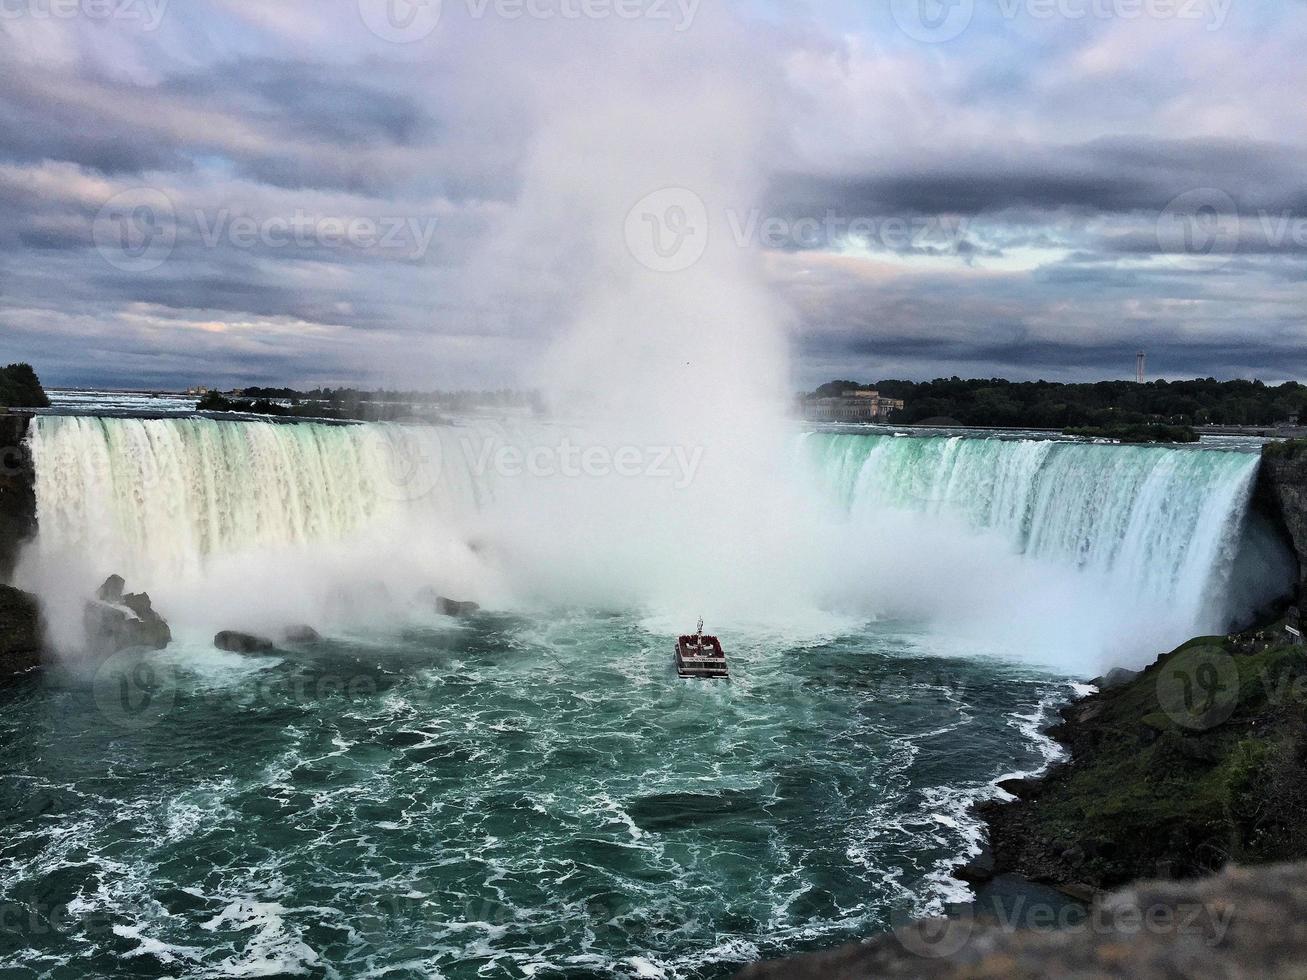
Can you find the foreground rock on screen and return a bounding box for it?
[214,631,275,654]
[0,413,36,584]
[1258,442,1307,602]
[0,584,41,676]
[735,861,1307,979]
[84,575,171,654]
[281,625,321,645]
[416,587,481,617]
[976,630,1307,893]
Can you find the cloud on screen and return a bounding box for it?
[0,0,1305,389]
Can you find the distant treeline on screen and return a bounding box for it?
[234,387,542,410]
[199,386,543,422]
[811,378,1307,428]
[0,363,48,409]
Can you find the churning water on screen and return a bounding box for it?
[0,415,1288,978]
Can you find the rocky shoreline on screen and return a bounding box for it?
[956,444,1307,899]
[962,628,1307,897]
[736,443,1307,976]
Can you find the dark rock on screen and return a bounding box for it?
[1256,450,1307,601]
[734,861,1307,979]
[96,575,126,603]
[1091,666,1139,691]
[0,413,36,584]
[281,625,321,645]
[214,631,275,654]
[0,583,41,676]
[952,847,996,886]
[1060,845,1085,866]
[998,777,1041,801]
[1056,881,1098,903]
[84,577,171,654]
[415,587,481,617]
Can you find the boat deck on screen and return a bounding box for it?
[676,634,729,679]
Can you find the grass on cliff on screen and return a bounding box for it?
[1005,634,1307,887]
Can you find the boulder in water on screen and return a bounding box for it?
[84,576,171,654]
[281,625,321,645]
[0,584,42,677]
[96,574,126,603]
[415,587,481,617]
[214,631,276,654]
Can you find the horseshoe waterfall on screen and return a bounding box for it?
[0,414,1294,979]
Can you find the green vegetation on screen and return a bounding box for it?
[0,364,48,409]
[198,386,542,423]
[990,633,1307,889]
[1063,423,1199,444]
[812,378,1307,428]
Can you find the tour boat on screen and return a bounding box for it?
[676,619,729,680]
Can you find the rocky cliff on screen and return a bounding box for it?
[0,583,41,676]
[0,412,36,584]
[734,861,1307,979]
[1256,442,1307,603]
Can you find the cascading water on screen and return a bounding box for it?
[25,415,486,581]
[3,412,1296,978]
[19,416,1291,672]
[805,431,1267,639]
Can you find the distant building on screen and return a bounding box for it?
[185,386,211,396]
[805,389,904,422]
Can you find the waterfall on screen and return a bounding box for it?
[17,416,1292,671]
[26,415,488,582]
[804,431,1278,652]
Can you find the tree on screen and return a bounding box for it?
[0,363,49,408]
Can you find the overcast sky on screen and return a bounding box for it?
[1,0,1304,391]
